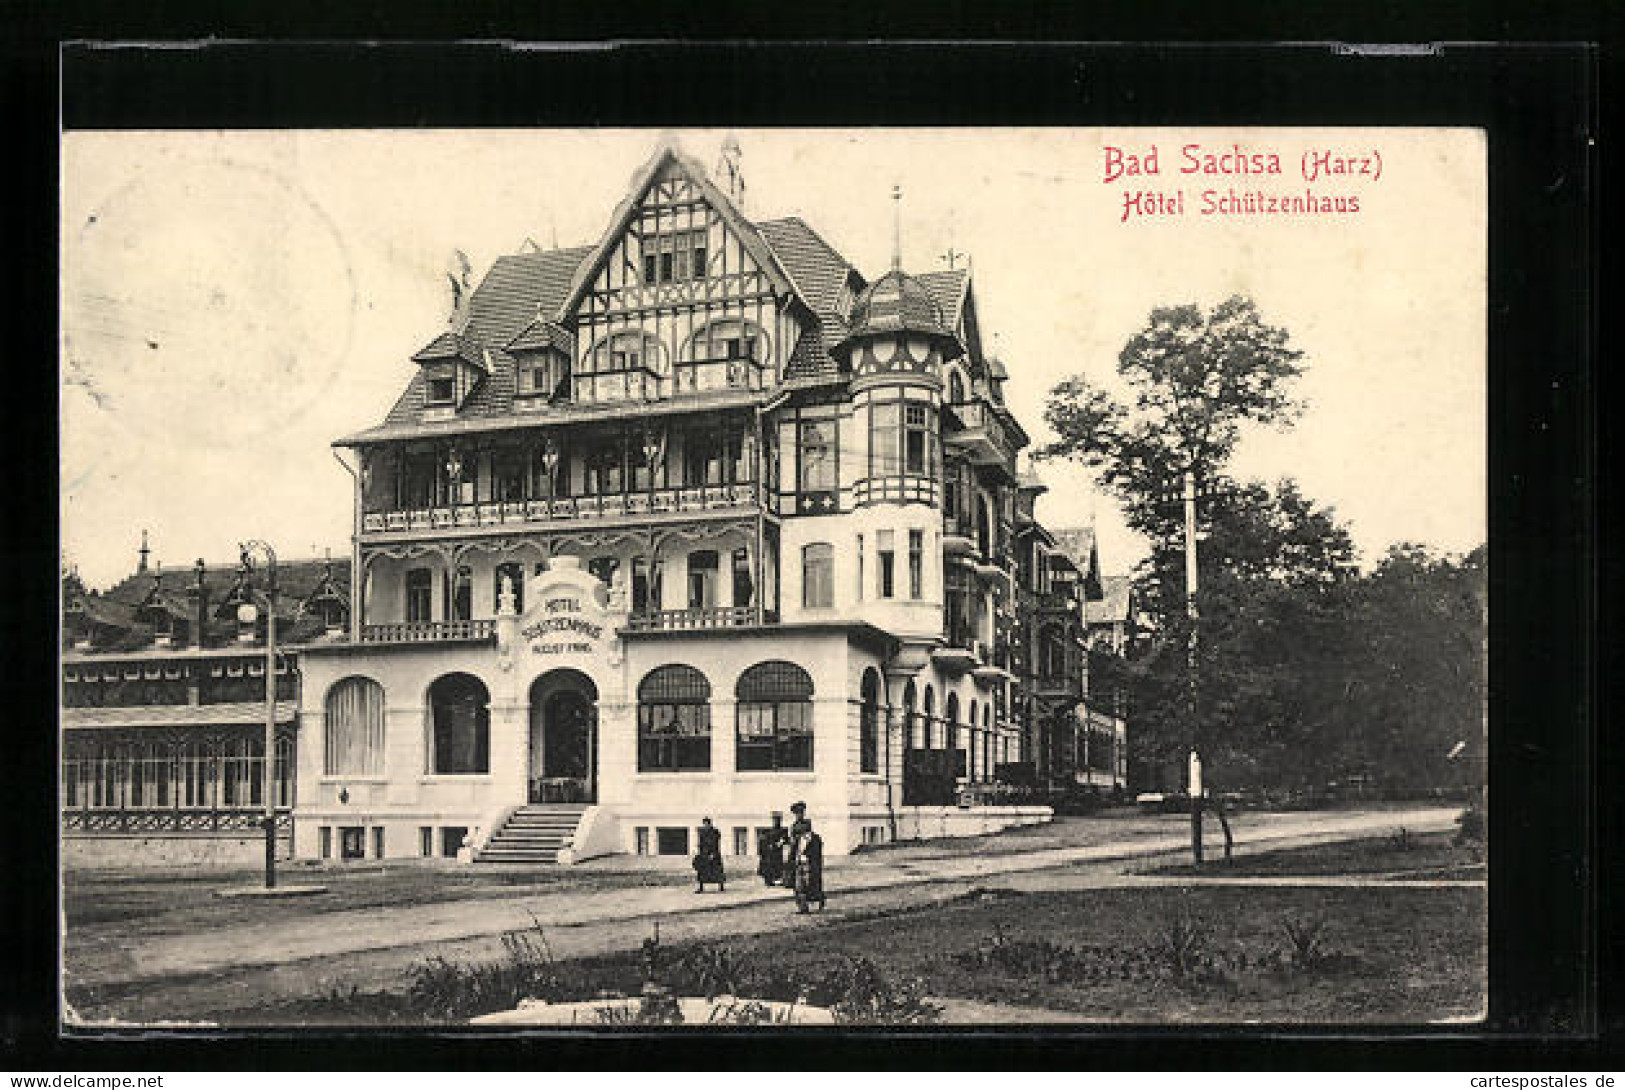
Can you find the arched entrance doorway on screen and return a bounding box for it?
[528,669,598,803]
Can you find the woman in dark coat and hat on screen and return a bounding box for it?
[693,817,725,893]
[756,812,788,886]
[790,818,825,913]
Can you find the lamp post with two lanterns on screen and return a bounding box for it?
[235,539,282,890]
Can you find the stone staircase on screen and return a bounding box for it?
[475,804,589,865]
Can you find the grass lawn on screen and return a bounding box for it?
[232,881,1485,1026]
[1144,830,1484,879]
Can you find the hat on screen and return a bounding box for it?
[790,801,806,814]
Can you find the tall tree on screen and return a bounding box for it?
[1040,296,1307,807]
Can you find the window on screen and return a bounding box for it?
[494,562,525,615]
[341,826,365,860]
[870,398,933,479]
[687,550,719,610]
[642,231,706,285]
[451,565,473,622]
[589,331,665,375]
[372,826,386,860]
[426,373,455,405]
[948,370,967,404]
[635,826,651,856]
[909,529,924,599]
[859,669,881,774]
[420,826,433,857]
[732,827,750,856]
[587,556,620,591]
[878,530,896,599]
[493,450,527,502]
[855,534,864,600]
[324,676,386,776]
[440,827,467,857]
[656,827,691,855]
[584,441,625,494]
[406,568,433,623]
[429,673,490,774]
[684,431,740,487]
[637,665,712,771]
[798,419,836,492]
[802,543,834,609]
[736,660,815,772]
[632,557,662,614]
[869,401,900,476]
[731,548,754,609]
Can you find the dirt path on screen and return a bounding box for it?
[66,806,1461,1025]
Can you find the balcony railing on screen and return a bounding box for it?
[362,619,496,644]
[623,606,759,632]
[944,398,1018,468]
[572,359,765,405]
[364,482,761,535]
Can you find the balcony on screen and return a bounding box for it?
[623,606,760,633]
[572,359,766,406]
[361,619,496,644]
[1034,672,1083,700]
[363,482,762,538]
[944,398,1019,469]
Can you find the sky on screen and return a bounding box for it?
[61,128,1486,590]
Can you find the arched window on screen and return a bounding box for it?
[429,673,490,774]
[735,661,815,771]
[923,685,936,750]
[946,692,962,777]
[977,497,992,558]
[682,318,770,364]
[968,701,979,780]
[588,329,667,376]
[325,676,386,776]
[859,668,882,774]
[948,369,967,405]
[638,665,711,771]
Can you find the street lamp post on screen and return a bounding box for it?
[1182,467,1204,865]
[238,540,280,889]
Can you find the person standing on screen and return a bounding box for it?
[693,817,725,893]
[756,812,788,886]
[784,800,811,887]
[791,818,826,913]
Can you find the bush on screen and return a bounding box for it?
[1453,803,1485,848]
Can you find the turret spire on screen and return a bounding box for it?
[137,529,150,574]
[891,184,903,271]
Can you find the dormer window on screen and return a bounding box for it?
[426,371,455,405]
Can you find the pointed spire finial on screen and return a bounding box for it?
[717,134,746,210]
[138,529,150,574]
[891,184,903,271]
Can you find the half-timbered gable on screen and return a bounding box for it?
[559,146,810,405]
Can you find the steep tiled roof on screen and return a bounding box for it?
[915,269,970,330]
[506,319,574,355]
[385,247,591,428]
[756,217,861,320]
[73,558,353,651]
[1086,574,1133,626]
[369,212,883,429]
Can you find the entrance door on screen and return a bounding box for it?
[529,670,597,803]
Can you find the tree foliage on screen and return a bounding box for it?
[1042,297,1483,795]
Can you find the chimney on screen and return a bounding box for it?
[138,529,150,575]
[192,558,208,648]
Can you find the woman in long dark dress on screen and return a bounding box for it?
[756,813,788,886]
[694,817,726,893]
[791,821,826,913]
